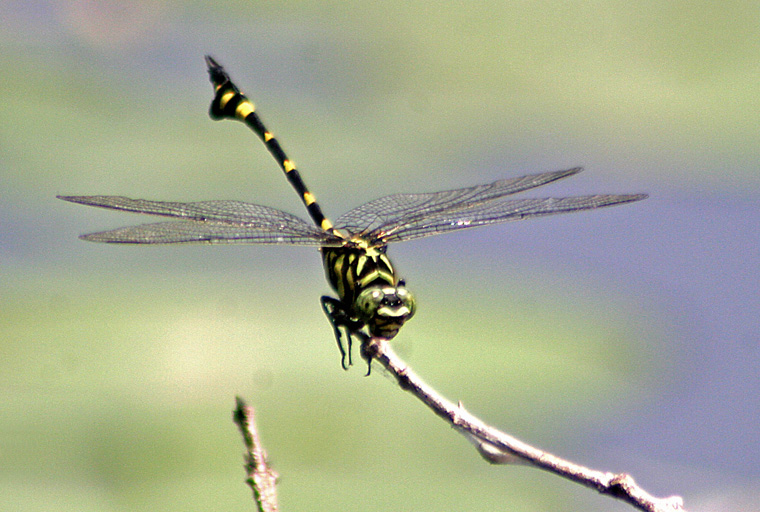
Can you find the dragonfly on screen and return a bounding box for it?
[59,56,647,371]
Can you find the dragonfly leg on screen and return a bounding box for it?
[320,296,363,370]
[359,340,373,376]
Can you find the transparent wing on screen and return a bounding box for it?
[377,194,648,243]
[77,220,336,245]
[58,195,339,245]
[335,168,581,234]
[58,196,314,224]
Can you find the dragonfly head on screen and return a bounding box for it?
[355,284,416,339]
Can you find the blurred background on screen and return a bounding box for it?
[2,2,758,511]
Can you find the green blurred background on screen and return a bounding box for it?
[2,2,758,511]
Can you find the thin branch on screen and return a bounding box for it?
[233,397,279,512]
[361,336,687,512]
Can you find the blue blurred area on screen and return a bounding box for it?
[2,2,758,511]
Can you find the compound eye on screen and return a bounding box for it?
[354,288,384,319]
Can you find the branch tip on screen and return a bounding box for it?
[233,397,279,512]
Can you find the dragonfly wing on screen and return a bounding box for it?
[335,168,581,233]
[379,194,647,243]
[79,220,335,245]
[58,196,313,226]
[58,196,336,245]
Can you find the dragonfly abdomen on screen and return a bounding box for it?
[206,56,336,237]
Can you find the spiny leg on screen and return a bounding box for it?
[320,296,365,370]
[358,339,374,377]
[205,56,338,236]
[321,296,374,376]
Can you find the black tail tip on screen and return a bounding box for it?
[204,55,219,69]
[204,55,229,88]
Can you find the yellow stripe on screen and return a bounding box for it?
[379,254,394,273]
[321,218,334,231]
[355,255,367,277]
[264,132,274,142]
[283,159,295,172]
[358,269,394,289]
[303,192,316,205]
[334,254,346,298]
[343,254,356,291]
[235,101,255,120]
[219,91,235,108]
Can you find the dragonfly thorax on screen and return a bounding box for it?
[322,245,397,304]
[355,284,416,339]
[322,244,416,338]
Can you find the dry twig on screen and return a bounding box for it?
[361,336,687,512]
[233,397,279,512]
[232,336,687,512]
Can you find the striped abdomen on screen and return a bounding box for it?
[206,56,337,236]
